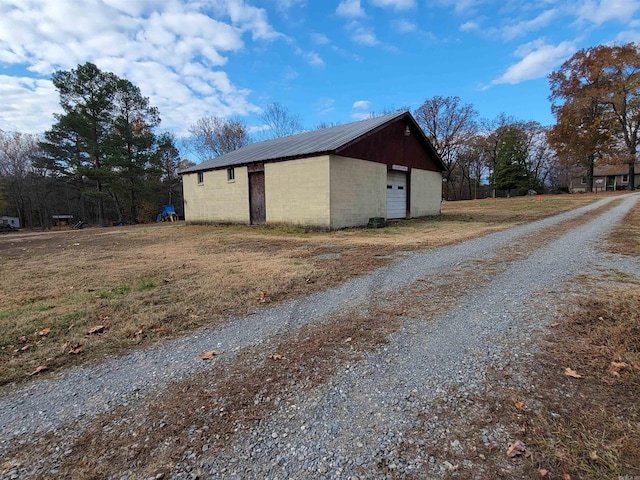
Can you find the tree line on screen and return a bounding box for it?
[2,44,639,226]
[1,63,189,227]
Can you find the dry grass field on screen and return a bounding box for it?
[0,193,620,385]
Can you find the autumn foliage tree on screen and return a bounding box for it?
[548,43,640,190]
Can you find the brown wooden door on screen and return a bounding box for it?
[249,171,266,225]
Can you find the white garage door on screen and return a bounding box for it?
[386,170,407,219]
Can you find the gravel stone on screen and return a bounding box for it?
[1,194,639,480]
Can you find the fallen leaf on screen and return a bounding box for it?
[134,325,144,337]
[549,322,561,327]
[68,344,83,355]
[589,450,599,461]
[563,474,572,480]
[154,326,168,334]
[513,400,526,412]
[507,440,528,458]
[611,361,628,370]
[87,325,105,335]
[29,364,48,376]
[38,327,51,336]
[564,367,583,378]
[537,468,549,477]
[17,335,28,344]
[199,350,221,360]
[15,344,31,353]
[269,353,285,360]
[258,290,268,303]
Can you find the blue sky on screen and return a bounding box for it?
[1,0,640,145]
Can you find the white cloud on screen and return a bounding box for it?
[490,40,576,86]
[310,32,330,45]
[392,19,417,33]
[368,0,416,10]
[274,0,306,12]
[0,75,61,133]
[576,0,640,25]
[431,0,489,15]
[0,0,280,134]
[348,23,379,45]
[336,0,365,17]
[304,51,325,67]
[314,97,335,115]
[502,9,557,40]
[459,20,481,31]
[616,29,640,43]
[353,100,371,109]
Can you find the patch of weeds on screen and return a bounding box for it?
[64,311,87,321]
[34,304,54,312]
[97,284,131,299]
[137,280,156,291]
[496,286,640,479]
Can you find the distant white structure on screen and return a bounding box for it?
[0,216,20,228]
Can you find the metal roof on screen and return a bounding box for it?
[180,111,412,173]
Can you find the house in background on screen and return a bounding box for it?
[0,216,20,229]
[570,162,640,193]
[179,112,446,230]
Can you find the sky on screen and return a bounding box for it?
[1,0,640,146]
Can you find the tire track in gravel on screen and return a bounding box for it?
[199,193,640,479]
[0,194,633,453]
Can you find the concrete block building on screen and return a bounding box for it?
[180,111,446,230]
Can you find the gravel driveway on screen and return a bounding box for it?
[1,193,639,479]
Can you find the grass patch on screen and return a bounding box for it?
[0,193,624,386]
[501,287,640,478]
[607,199,640,256]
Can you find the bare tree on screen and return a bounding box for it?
[260,102,304,139]
[186,116,250,162]
[0,131,42,225]
[414,96,478,199]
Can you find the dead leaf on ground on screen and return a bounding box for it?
[154,326,168,334]
[610,361,628,370]
[512,400,526,411]
[589,450,600,461]
[17,335,28,344]
[537,468,549,477]
[15,344,31,353]
[87,325,106,335]
[134,325,144,337]
[68,344,83,355]
[28,364,48,376]
[563,474,572,480]
[38,327,51,336]
[199,350,221,360]
[549,322,561,327]
[506,440,529,458]
[269,353,285,360]
[564,367,583,378]
[258,290,268,303]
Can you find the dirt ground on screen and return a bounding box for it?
[0,193,617,385]
[0,192,638,479]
